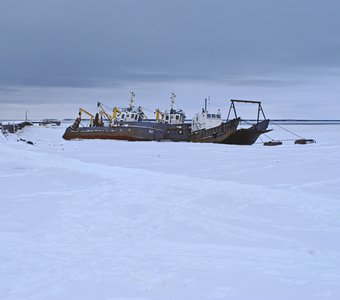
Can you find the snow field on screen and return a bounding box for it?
[0,124,340,299]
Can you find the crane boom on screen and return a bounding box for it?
[97,102,115,125]
[79,108,94,126]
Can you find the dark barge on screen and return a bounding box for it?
[223,99,271,145]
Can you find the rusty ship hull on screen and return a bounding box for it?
[189,118,240,143]
[62,117,269,145]
[163,123,192,142]
[63,121,168,141]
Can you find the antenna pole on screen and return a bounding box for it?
[170,92,176,110]
[129,91,135,108]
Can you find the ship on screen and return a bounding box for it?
[154,93,192,142]
[188,99,271,145]
[63,92,168,141]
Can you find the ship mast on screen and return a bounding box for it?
[170,92,176,111]
[129,91,135,109]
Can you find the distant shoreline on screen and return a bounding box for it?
[1,119,340,125]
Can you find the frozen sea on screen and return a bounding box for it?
[1,123,339,300]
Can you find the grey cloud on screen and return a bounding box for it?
[0,0,340,91]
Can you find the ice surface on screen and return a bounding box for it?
[1,124,340,299]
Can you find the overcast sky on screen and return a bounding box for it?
[1,0,340,119]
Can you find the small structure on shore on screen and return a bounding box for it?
[0,121,33,134]
[40,119,61,126]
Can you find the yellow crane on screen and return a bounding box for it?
[97,102,116,125]
[97,101,122,124]
[113,106,121,119]
[155,108,166,122]
[78,107,95,127]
